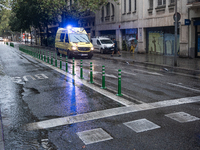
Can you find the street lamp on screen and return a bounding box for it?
[174,0,178,66]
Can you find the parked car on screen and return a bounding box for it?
[0,37,3,41]
[91,37,114,54]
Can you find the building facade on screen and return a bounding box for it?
[80,0,200,58]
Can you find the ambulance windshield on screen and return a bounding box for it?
[69,33,90,43]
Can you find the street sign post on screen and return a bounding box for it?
[174,0,178,67]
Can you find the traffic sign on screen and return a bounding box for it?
[173,12,181,21]
[185,19,191,25]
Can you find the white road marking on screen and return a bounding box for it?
[165,112,200,123]
[25,96,200,130]
[122,71,136,76]
[134,68,163,76]
[116,69,163,76]
[77,128,113,145]
[167,82,200,93]
[23,75,36,81]
[93,71,117,78]
[123,119,160,133]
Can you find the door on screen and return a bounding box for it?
[97,40,101,51]
[64,33,69,55]
[58,33,65,54]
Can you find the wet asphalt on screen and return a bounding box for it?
[0,42,200,149]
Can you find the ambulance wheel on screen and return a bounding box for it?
[88,55,93,59]
[56,48,60,55]
[67,50,72,59]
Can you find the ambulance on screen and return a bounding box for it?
[55,26,94,59]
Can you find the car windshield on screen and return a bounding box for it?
[69,33,90,43]
[100,40,113,44]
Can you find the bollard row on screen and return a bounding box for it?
[18,46,123,96]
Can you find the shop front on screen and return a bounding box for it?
[146,27,180,56]
[121,29,138,51]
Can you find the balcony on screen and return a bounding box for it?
[187,0,200,8]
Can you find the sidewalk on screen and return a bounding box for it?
[94,51,200,75]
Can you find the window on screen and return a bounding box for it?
[111,4,114,15]
[106,3,110,16]
[65,34,69,43]
[101,7,104,22]
[97,40,101,45]
[135,0,137,11]
[170,0,175,4]
[149,0,153,9]
[60,33,65,42]
[129,0,131,12]
[124,0,126,13]
[158,0,166,6]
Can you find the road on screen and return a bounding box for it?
[0,42,200,150]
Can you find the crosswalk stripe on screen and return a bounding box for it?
[25,96,200,131]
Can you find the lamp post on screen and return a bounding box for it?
[174,0,178,66]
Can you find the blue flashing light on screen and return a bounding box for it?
[66,25,72,29]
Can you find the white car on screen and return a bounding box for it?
[0,37,3,41]
[91,37,114,54]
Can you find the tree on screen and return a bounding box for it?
[0,0,11,37]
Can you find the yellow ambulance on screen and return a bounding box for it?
[55,26,94,59]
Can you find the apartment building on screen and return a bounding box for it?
[80,0,200,58]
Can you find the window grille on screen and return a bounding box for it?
[149,0,153,8]
[124,0,126,13]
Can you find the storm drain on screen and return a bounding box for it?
[165,112,200,123]
[77,128,113,145]
[123,118,160,133]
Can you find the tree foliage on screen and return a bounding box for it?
[8,0,118,32]
[0,0,11,36]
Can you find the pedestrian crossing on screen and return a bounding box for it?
[76,111,200,145]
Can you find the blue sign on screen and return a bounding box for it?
[185,19,191,25]
[194,20,200,26]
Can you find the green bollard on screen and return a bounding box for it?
[41,50,43,60]
[51,52,53,65]
[101,66,106,89]
[72,58,76,75]
[60,54,62,69]
[89,62,94,83]
[38,49,40,58]
[116,69,123,96]
[66,56,68,72]
[47,51,49,63]
[55,53,57,67]
[80,60,84,79]
[44,50,46,62]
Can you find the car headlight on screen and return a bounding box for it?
[91,47,94,50]
[71,46,77,50]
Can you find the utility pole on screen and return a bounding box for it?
[174,0,178,66]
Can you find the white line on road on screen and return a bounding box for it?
[116,69,163,76]
[167,82,200,93]
[93,71,118,78]
[25,96,200,131]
